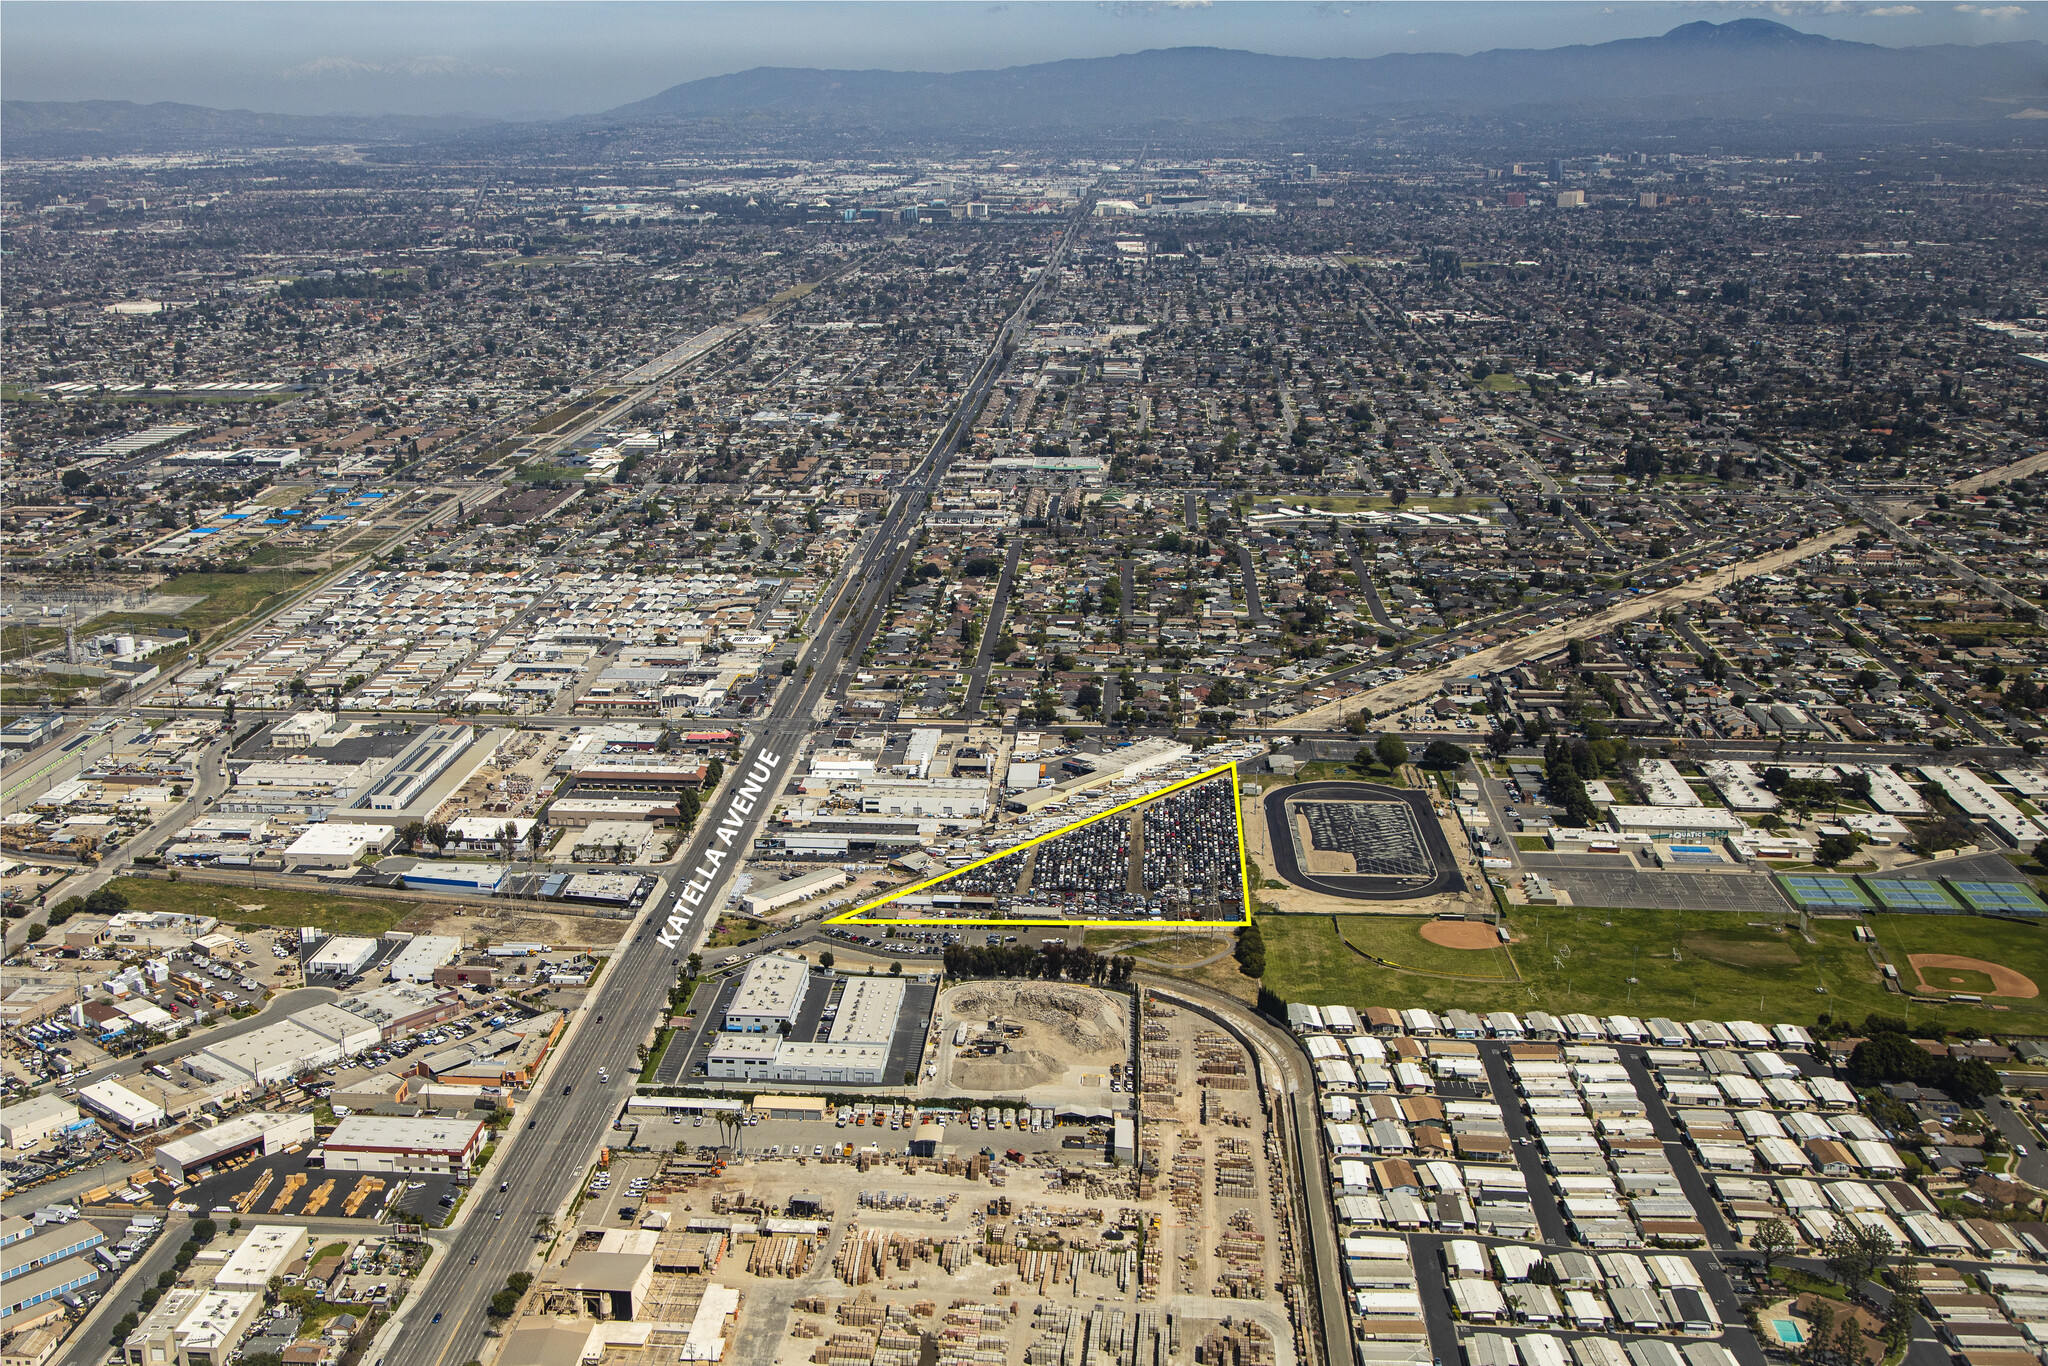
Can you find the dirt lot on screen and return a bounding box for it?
[937,982,1129,1100]
[392,901,628,950]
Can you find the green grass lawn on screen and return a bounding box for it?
[515,463,587,482]
[1261,908,2048,1032]
[240,544,324,567]
[1289,759,1410,787]
[640,1029,675,1082]
[1477,373,1531,392]
[1769,1266,1846,1301]
[103,877,411,937]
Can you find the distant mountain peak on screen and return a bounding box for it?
[1660,18,1837,45]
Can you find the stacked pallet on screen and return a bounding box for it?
[749,1232,814,1278]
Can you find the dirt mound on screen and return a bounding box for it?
[952,1050,1062,1091]
[949,984,1123,1053]
[1420,920,1501,950]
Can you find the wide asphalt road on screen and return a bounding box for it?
[957,541,1022,717]
[380,198,1092,1366]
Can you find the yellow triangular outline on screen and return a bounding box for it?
[824,760,1254,927]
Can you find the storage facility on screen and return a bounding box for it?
[283,823,394,867]
[212,1226,310,1291]
[155,1112,316,1185]
[741,868,848,916]
[324,1114,487,1175]
[306,936,380,977]
[721,954,811,1033]
[386,934,463,983]
[1,1094,86,1149]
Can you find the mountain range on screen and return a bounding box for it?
[7,21,2046,156]
[606,21,2048,130]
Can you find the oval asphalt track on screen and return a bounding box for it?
[1262,780,1465,900]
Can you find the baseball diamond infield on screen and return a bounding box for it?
[1420,919,1504,950]
[1908,954,2040,998]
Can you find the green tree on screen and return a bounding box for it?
[1883,1267,1920,1353]
[1815,834,1859,866]
[1823,1221,1895,1290]
[1420,740,1470,769]
[1754,1218,1793,1276]
[1235,919,1266,978]
[1375,734,1409,771]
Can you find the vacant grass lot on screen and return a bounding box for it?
[103,877,410,937]
[1082,929,1236,964]
[88,570,321,646]
[1261,908,2048,1033]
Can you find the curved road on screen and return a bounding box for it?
[1140,977,1351,1366]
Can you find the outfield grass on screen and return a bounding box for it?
[103,877,411,937]
[1867,913,2048,1016]
[1329,916,1518,979]
[1261,908,2048,1033]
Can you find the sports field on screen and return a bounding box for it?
[1261,908,2048,1032]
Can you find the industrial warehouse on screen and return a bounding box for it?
[696,955,934,1087]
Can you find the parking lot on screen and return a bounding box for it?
[1533,867,1792,914]
[160,1147,460,1225]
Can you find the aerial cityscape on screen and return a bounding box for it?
[5,5,2048,1366]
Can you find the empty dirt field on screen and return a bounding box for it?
[936,982,1130,1102]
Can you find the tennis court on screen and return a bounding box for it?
[1950,880,2048,919]
[1776,874,1872,911]
[1861,878,1963,913]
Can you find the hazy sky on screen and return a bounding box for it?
[4,1,2043,120]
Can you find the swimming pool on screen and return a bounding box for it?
[1773,1320,1805,1345]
